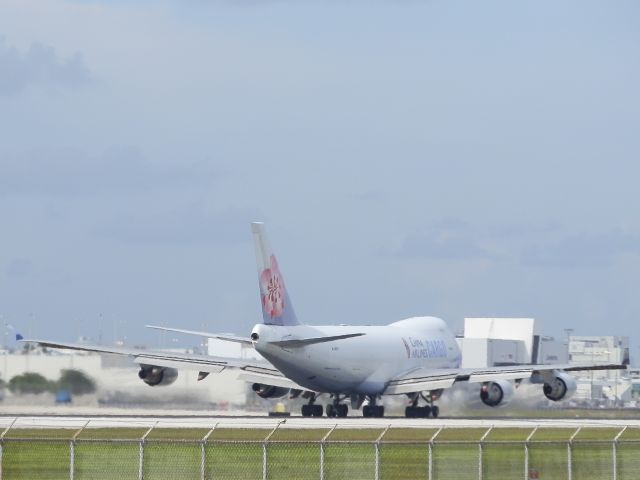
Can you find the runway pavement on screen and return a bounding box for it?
[2,415,638,430]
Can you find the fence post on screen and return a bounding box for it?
[524,426,538,480]
[374,425,391,480]
[70,421,90,480]
[320,425,337,480]
[139,422,157,480]
[613,426,626,480]
[201,424,217,480]
[69,441,74,480]
[428,427,443,480]
[567,427,581,480]
[0,418,17,480]
[478,426,493,480]
[263,420,286,480]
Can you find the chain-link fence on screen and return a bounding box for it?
[0,419,639,479]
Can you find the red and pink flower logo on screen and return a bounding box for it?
[260,255,286,318]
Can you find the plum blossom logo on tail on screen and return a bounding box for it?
[260,254,285,318]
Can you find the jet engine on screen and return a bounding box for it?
[480,380,514,407]
[252,383,290,399]
[138,365,178,387]
[543,372,577,401]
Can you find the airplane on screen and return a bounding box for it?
[23,222,625,418]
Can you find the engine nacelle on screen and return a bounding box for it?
[252,383,290,399]
[138,366,178,387]
[543,372,577,401]
[480,380,515,407]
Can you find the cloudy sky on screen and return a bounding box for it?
[0,1,638,352]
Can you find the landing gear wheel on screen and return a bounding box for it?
[312,405,323,417]
[405,390,439,418]
[337,404,348,417]
[364,405,384,417]
[301,404,311,417]
[326,404,336,417]
[362,394,384,417]
[405,406,431,418]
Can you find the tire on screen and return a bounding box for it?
[421,406,432,418]
[431,406,439,418]
[312,405,323,417]
[301,405,310,417]
[363,405,372,417]
[326,404,336,417]
[405,406,415,418]
[338,404,348,417]
[375,406,384,417]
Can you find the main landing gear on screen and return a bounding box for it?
[326,395,349,418]
[405,392,440,418]
[362,395,384,418]
[300,394,385,418]
[300,394,323,417]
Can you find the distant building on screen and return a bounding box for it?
[459,317,567,368]
[568,336,630,369]
[567,335,630,402]
[457,321,632,404]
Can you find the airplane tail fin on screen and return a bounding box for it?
[251,222,301,326]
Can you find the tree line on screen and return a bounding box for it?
[0,369,97,395]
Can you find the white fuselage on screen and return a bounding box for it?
[251,316,461,395]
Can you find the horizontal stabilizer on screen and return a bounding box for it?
[145,325,251,345]
[269,333,365,348]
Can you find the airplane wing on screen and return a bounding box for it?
[385,363,627,395]
[145,325,252,345]
[21,338,306,391]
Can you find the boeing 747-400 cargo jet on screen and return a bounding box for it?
[24,223,625,418]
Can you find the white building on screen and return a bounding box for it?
[459,317,567,368]
[568,335,630,402]
[569,336,630,371]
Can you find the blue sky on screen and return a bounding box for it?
[0,1,639,351]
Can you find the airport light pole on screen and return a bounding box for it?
[564,328,574,345]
